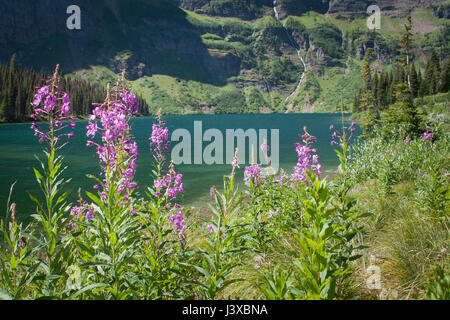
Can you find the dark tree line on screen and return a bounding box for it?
[0,54,150,122]
[353,50,450,115]
[353,12,449,135]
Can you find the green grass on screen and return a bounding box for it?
[284,11,328,29]
[291,58,363,112]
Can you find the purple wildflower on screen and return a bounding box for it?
[244,164,261,187]
[291,127,321,181]
[154,160,184,202]
[86,76,139,208]
[330,121,356,146]
[422,132,433,142]
[169,205,185,241]
[85,210,94,221]
[260,143,269,153]
[150,112,170,163]
[30,65,75,149]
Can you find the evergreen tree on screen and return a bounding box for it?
[372,72,378,102]
[360,90,378,133]
[361,48,374,91]
[439,58,450,93]
[352,92,360,113]
[399,12,413,89]
[424,50,440,95]
[377,72,387,110]
[410,65,419,98]
[0,96,7,121]
[417,68,423,93]
[383,82,419,134]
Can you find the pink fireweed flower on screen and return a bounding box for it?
[154,178,166,190]
[316,163,322,176]
[422,132,433,142]
[244,164,261,187]
[85,210,94,221]
[207,224,214,233]
[405,136,411,144]
[231,150,240,169]
[87,121,98,138]
[291,127,321,181]
[70,197,94,223]
[169,205,185,241]
[210,186,216,197]
[61,93,71,115]
[30,65,75,149]
[86,77,139,204]
[260,143,269,153]
[155,160,184,202]
[312,154,319,165]
[150,112,171,164]
[120,92,139,115]
[330,121,356,146]
[230,148,240,178]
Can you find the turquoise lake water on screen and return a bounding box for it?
[0,114,360,222]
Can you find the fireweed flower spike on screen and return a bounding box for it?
[150,109,171,165]
[86,76,140,210]
[169,205,186,242]
[291,127,322,181]
[148,112,187,246]
[30,64,75,151]
[330,122,356,147]
[231,148,240,178]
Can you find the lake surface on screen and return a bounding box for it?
[0,114,360,222]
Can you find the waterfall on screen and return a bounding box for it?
[273,3,307,104]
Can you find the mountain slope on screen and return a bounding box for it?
[1,0,448,114]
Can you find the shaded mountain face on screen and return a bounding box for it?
[0,0,240,83]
